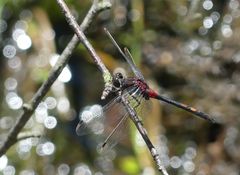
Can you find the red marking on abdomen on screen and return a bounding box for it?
[147,89,158,98]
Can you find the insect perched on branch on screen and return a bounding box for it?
[76,28,215,175]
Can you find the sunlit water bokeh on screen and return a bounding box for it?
[0,0,240,174]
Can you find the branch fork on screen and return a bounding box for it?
[0,1,169,174]
[56,0,113,99]
[0,0,111,157]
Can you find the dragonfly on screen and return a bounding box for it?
[76,28,215,152]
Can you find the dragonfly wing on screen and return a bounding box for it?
[123,48,145,81]
[97,112,130,153]
[104,28,145,80]
[76,120,88,136]
[99,97,146,152]
[76,93,126,136]
[76,104,105,136]
[76,92,132,152]
[97,86,146,153]
[76,86,147,153]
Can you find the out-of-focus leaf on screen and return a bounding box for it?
[119,156,140,175]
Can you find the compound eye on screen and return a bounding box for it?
[113,72,123,88]
[116,72,123,79]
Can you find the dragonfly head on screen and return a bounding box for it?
[113,72,124,90]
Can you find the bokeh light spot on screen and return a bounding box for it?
[221,24,233,37]
[0,116,14,130]
[45,97,57,109]
[185,147,197,159]
[90,104,103,118]
[8,56,22,70]
[4,77,18,90]
[128,9,140,21]
[3,45,16,59]
[170,156,182,169]
[16,34,32,50]
[3,165,15,175]
[17,139,32,153]
[203,17,213,29]
[229,0,239,10]
[74,164,92,175]
[211,11,220,23]
[0,155,8,171]
[19,10,33,21]
[36,142,55,156]
[81,111,94,124]
[49,54,59,66]
[58,67,72,83]
[15,20,28,30]
[203,0,213,10]
[183,161,195,173]
[57,164,70,175]
[44,116,57,129]
[35,102,48,123]
[19,169,35,175]
[42,142,55,155]
[6,92,23,110]
[57,97,70,113]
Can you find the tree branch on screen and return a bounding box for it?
[0,0,111,157]
[121,96,169,175]
[56,0,113,99]
[17,132,42,141]
[55,1,168,174]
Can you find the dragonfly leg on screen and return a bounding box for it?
[132,95,141,108]
[128,87,141,108]
[132,92,145,126]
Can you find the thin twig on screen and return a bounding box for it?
[121,96,169,175]
[56,0,113,99]
[0,0,111,157]
[17,132,42,141]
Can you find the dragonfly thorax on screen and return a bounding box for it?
[133,79,150,100]
[134,79,148,91]
[113,72,150,100]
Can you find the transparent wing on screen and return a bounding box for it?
[76,104,106,136]
[104,28,145,81]
[123,47,145,81]
[76,86,144,152]
[98,87,150,153]
[97,112,129,153]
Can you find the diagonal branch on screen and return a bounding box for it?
[56,1,168,174]
[0,0,111,157]
[121,96,169,175]
[56,0,113,99]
